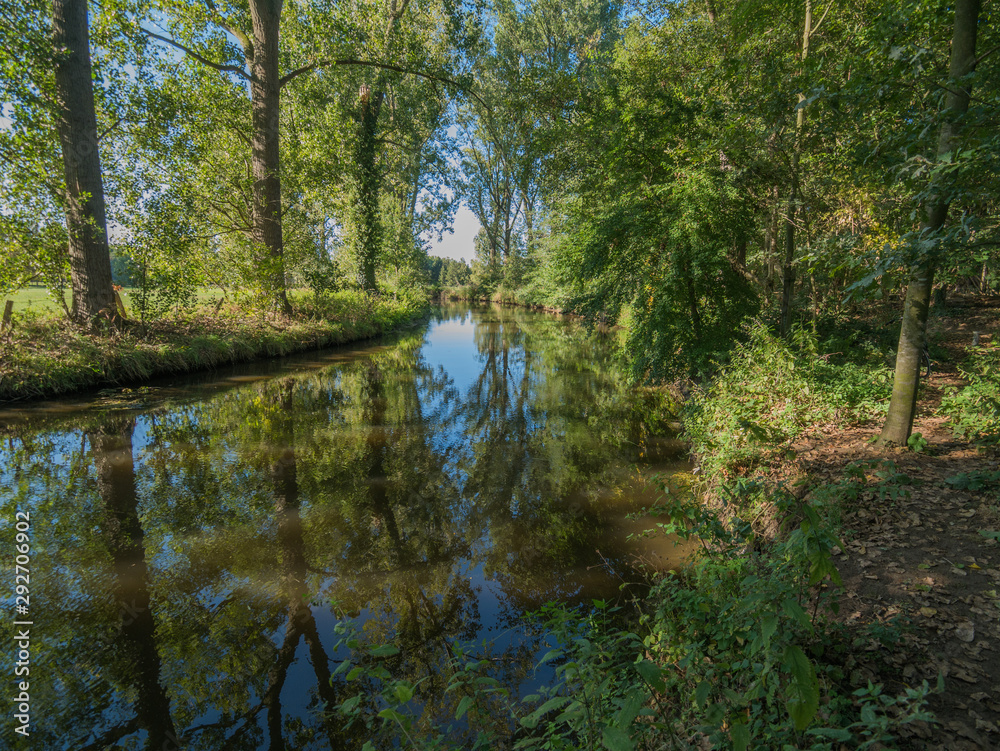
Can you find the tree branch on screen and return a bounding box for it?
[96,117,123,143]
[810,1,833,36]
[279,58,489,110]
[972,42,1000,67]
[202,0,254,59]
[142,28,250,81]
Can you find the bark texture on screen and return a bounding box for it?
[52,0,118,324]
[249,0,292,315]
[880,0,980,444]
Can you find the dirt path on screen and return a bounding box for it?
[788,411,1000,748]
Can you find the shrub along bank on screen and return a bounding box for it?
[0,291,427,402]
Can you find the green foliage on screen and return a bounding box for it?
[425,256,472,289]
[939,345,1000,446]
[945,470,1000,492]
[809,460,918,509]
[683,323,892,477]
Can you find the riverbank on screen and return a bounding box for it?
[667,308,1000,749]
[0,291,426,403]
[438,285,582,318]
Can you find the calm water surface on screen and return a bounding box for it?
[0,304,689,749]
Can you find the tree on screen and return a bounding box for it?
[880,0,981,445]
[146,0,298,314]
[52,0,119,323]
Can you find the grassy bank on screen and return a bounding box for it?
[0,290,427,403]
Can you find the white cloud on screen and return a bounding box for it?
[427,204,480,263]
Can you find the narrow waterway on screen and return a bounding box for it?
[0,303,691,749]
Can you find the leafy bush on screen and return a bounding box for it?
[939,345,1000,445]
[684,322,892,477]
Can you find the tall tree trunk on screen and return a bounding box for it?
[52,0,118,325]
[249,0,292,315]
[880,0,980,445]
[355,84,385,292]
[780,0,812,337]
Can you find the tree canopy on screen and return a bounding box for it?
[1,0,998,440]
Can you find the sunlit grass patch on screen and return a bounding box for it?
[0,291,425,402]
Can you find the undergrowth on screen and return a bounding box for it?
[939,343,1000,448]
[683,322,893,478]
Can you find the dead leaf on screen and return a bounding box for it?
[955,621,976,643]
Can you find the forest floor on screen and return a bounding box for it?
[776,303,1000,750]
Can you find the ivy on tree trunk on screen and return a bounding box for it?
[249,0,293,316]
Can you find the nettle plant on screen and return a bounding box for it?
[939,345,1000,447]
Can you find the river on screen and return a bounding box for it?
[0,303,690,749]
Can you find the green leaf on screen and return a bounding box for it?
[695,680,712,709]
[616,688,645,727]
[782,599,812,629]
[393,682,414,703]
[340,694,362,714]
[731,721,750,751]
[807,727,853,741]
[520,696,570,728]
[455,696,474,720]
[333,659,353,676]
[370,644,400,658]
[634,659,666,693]
[783,645,820,731]
[537,648,563,666]
[761,614,778,645]
[601,725,634,751]
[377,708,407,725]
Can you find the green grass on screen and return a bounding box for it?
[5,286,69,313]
[0,290,427,402]
[3,286,261,315]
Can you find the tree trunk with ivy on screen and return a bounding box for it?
[249,0,292,315]
[354,83,385,293]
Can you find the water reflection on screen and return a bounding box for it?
[0,304,689,749]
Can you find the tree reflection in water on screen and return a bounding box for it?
[0,305,688,749]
